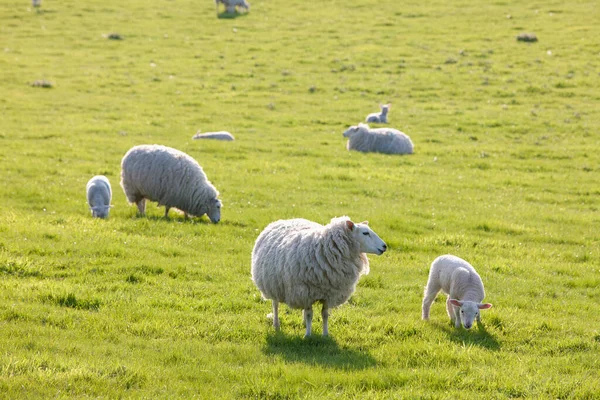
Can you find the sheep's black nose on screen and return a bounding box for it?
[382,244,387,250]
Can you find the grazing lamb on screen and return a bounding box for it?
[251,216,387,337]
[343,123,413,155]
[86,175,112,219]
[365,104,390,123]
[216,0,250,13]
[120,144,222,223]
[192,131,235,141]
[422,255,492,329]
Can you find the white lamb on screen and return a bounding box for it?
[86,175,112,219]
[251,216,387,337]
[215,0,250,13]
[192,130,235,141]
[343,123,413,155]
[365,104,390,123]
[120,144,222,223]
[422,254,492,329]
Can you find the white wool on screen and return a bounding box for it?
[86,175,112,219]
[343,123,413,155]
[120,144,222,223]
[422,255,492,329]
[365,104,390,123]
[251,216,387,336]
[192,131,235,141]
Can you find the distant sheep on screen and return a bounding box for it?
[120,144,222,223]
[86,175,112,219]
[32,0,41,7]
[216,0,250,13]
[365,104,390,123]
[343,123,413,155]
[192,131,235,141]
[422,255,492,329]
[251,216,387,337]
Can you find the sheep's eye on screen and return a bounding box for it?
[362,232,370,236]
[461,311,464,314]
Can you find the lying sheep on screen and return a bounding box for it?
[86,175,112,219]
[216,0,250,13]
[343,123,413,155]
[422,255,492,329]
[120,144,222,223]
[251,216,387,337]
[365,104,390,123]
[192,130,235,141]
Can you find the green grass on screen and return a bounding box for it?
[1,0,600,397]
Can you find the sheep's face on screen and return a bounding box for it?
[346,220,387,255]
[91,206,110,219]
[381,104,390,114]
[449,299,492,329]
[206,198,222,224]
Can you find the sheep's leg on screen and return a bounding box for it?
[422,285,439,320]
[303,306,313,337]
[321,303,329,337]
[447,297,461,328]
[136,199,146,216]
[272,301,280,330]
[164,206,170,218]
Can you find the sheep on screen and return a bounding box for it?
[343,123,413,155]
[120,144,222,223]
[32,0,41,7]
[86,175,112,219]
[365,104,391,123]
[251,216,387,337]
[192,130,235,141]
[216,0,250,14]
[422,255,492,329]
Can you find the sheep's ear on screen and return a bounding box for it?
[345,220,355,231]
[478,303,492,309]
[449,299,463,307]
[360,220,369,225]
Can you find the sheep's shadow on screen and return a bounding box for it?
[134,214,213,224]
[217,11,249,19]
[433,321,501,351]
[263,331,377,370]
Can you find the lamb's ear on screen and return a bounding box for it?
[345,220,355,231]
[449,299,463,307]
[478,303,492,309]
[360,220,369,225]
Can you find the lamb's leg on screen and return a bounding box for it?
[272,301,280,331]
[303,306,313,337]
[164,206,170,218]
[136,199,146,216]
[422,284,440,320]
[321,303,329,336]
[447,297,461,328]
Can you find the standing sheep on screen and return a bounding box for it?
[120,144,222,223]
[422,255,492,329]
[251,216,387,337]
[343,123,414,155]
[365,104,391,123]
[86,175,112,219]
[216,0,250,14]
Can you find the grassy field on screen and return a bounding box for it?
[1,0,600,397]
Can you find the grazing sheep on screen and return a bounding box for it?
[120,144,222,223]
[365,104,390,123]
[343,123,413,155]
[422,255,492,329]
[251,216,387,337]
[86,175,112,219]
[32,0,41,7]
[192,131,235,141]
[216,0,250,13]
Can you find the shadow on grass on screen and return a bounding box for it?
[263,331,377,370]
[135,214,212,224]
[433,321,501,350]
[217,11,249,19]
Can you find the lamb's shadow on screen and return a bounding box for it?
[136,214,212,225]
[434,321,501,351]
[217,11,249,19]
[263,331,377,370]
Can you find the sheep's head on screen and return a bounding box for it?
[449,299,492,329]
[90,205,111,219]
[206,198,222,224]
[345,220,387,255]
[380,104,391,114]
[343,123,369,138]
